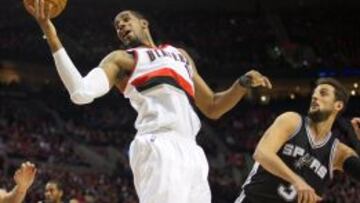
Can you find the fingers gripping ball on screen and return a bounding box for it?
[24,0,68,18]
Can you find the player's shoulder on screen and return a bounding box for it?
[108,49,133,58]
[277,111,301,121]
[176,47,185,52]
[101,49,135,66]
[176,47,188,58]
[175,47,199,73]
[274,111,302,129]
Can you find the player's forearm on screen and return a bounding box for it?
[253,149,302,185]
[1,186,27,203]
[210,80,247,119]
[39,20,63,53]
[44,33,63,53]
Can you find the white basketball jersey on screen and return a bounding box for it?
[124,45,201,139]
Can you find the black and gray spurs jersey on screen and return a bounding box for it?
[235,116,338,203]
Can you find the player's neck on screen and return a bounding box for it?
[142,32,156,48]
[143,40,156,48]
[309,115,336,140]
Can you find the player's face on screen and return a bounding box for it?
[114,11,147,47]
[44,183,62,202]
[308,84,341,122]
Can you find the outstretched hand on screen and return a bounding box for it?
[243,70,272,89]
[14,162,37,192]
[351,117,360,140]
[24,0,52,22]
[24,0,60,52]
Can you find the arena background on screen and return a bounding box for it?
[0,0,359,202]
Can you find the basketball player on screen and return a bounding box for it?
[235,78,360,203]
[37,180,64,203]
[0,162,36,203]
[24,1,272,202]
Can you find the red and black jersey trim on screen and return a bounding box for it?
[133,76,196,107]
[138,76,192,97]
[130,68,194,98]
[123,50,139,92]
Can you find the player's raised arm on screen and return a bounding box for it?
[23,0,135,105]
[0,162,37,203]
[179,49,272,120]
[24,0,62,52]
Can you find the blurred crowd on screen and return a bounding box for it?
[0,6,359,77]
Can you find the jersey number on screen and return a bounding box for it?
[278,184,297,202]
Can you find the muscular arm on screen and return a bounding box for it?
[179,49,272,120]
[25,0,134,104]
[193,71,248,119]
[51,48,133,104]
[253,112,304,184]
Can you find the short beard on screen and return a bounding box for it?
[123,38,143,49]
[307,110,331,123]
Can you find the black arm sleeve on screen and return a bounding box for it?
[343,156,360,181]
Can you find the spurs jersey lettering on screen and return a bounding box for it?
[237,116,338,203]
[124,45,200,138]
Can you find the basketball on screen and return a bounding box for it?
[24,0,68,18]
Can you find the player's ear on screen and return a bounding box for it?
[140,19,149,28]
[335,101,344,112]
[59,190,64,198]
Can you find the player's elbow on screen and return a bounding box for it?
[253,147,268,163]
[252,150,261,161]
[203,109,223,120]
[70,91,94,105]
